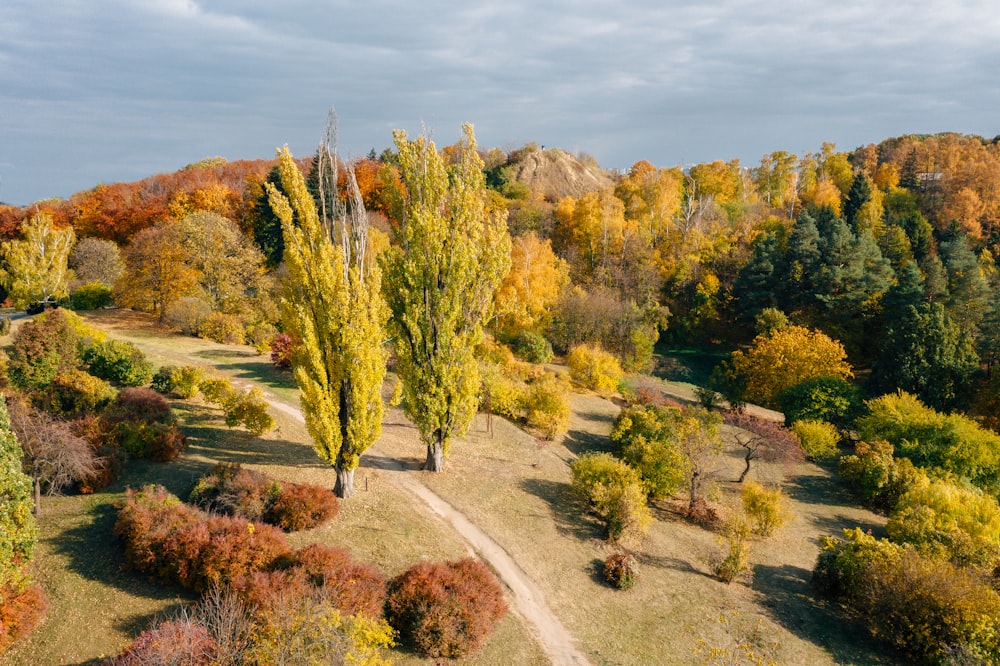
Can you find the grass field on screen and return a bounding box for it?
[2,310,900,665]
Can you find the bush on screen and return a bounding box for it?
[163,296,213,335]
[524,372,571,439]
[244,321,278,355]
[814,528,1000,663]
[0,583,47,655]
[115,485,292,593]
[7,308,84,388]
[111,619,216,666]
[266,483,340,532]
[69,281,114,311]
[510,331,554,364]
[603,552,639,590]
[567,344,623,397]
[610,404,687,501]
[200,378,275,436]
[386,558,508,658]
[478,362,527,421]
[791,419,839,461]
[741,481,790,537]
[190,464,339,532]
[714,512,752,584]
[269,333,293,369]
[83,340,154,387]
[103,388,185,460]
[776,375,862,429]
[35,369,117,417]
[886,475,1000,570]
[198,312,246,345]
[838,440,924,513]
[571,452,652,545]
[857,390,1000,494]
[150,364,203,399]
[105,387,173,425]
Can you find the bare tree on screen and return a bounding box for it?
[723,410,803,483]
[7,396,100,514]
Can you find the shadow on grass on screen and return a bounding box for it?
[784,472,852,508]
[752,563,899,665]
[562,428,614,457]
[520,478,604,543]
[361,452,423,473]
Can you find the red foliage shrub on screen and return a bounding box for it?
[289,543,386,618]
[683,497,719,527]
[105,387,173,425]
[190,464,338,531]
[269,333,293,369]
[77,445,124,494]
[604,552,639,590]
[386,558,508,658]
[0,583,47,654]
[267,483,340,531]
[114,485,291,593]
[110,619,216,666]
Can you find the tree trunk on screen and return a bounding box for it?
[425,434,445,472]
[33,476,41,516]
[738,452,752,483]
[688,470,700,513]
[334,464,355,499]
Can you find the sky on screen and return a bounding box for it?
[1,1,998,206]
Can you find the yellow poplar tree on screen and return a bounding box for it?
[381,124,511,471]
[267,123,388,498]
[0,212,74,308]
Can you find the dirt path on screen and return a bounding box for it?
[266,398,593,666]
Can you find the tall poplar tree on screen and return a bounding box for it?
[267,115,388,498]
[381,124,511,471]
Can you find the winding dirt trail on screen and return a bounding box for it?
[265,398,593,666]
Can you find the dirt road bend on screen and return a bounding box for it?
[265,398,593,666]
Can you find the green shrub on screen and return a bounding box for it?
[198,312,246,345]
[199,377,274,436]
[603,552,639,590]
[7,308,85,388]
[791,419,839,461]
[838,440,925,513]
[478,362,527,421]
[524,372,571,440]
[886,475,1000,570]
[510,331,554,364]
[814,528,1000,663]
[857,390,1000,494]
[69,281,113,310]
[35,369,117,417]
[386,558,508,659]
[83,340,154,387]
[151,365,203,399]
[776,375,862,428]
[571,452,652,545]
[566,344,623,397]
[741,481,791,537]
[714,512,752,584]
[244,321,278,355]
[610,404,687,500]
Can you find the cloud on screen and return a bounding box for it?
[0,0,996,204]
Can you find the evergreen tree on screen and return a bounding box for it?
[267,123,389,498]
[843,172,872,232]
[381,124,511,471]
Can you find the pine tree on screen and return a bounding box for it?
[381,125,511,471]
[266,115,388,498]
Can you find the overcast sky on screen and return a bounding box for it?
[1,1,997,205]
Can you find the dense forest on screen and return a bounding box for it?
[3,129,1000,663]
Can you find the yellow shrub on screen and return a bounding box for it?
[567,344,622,397]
